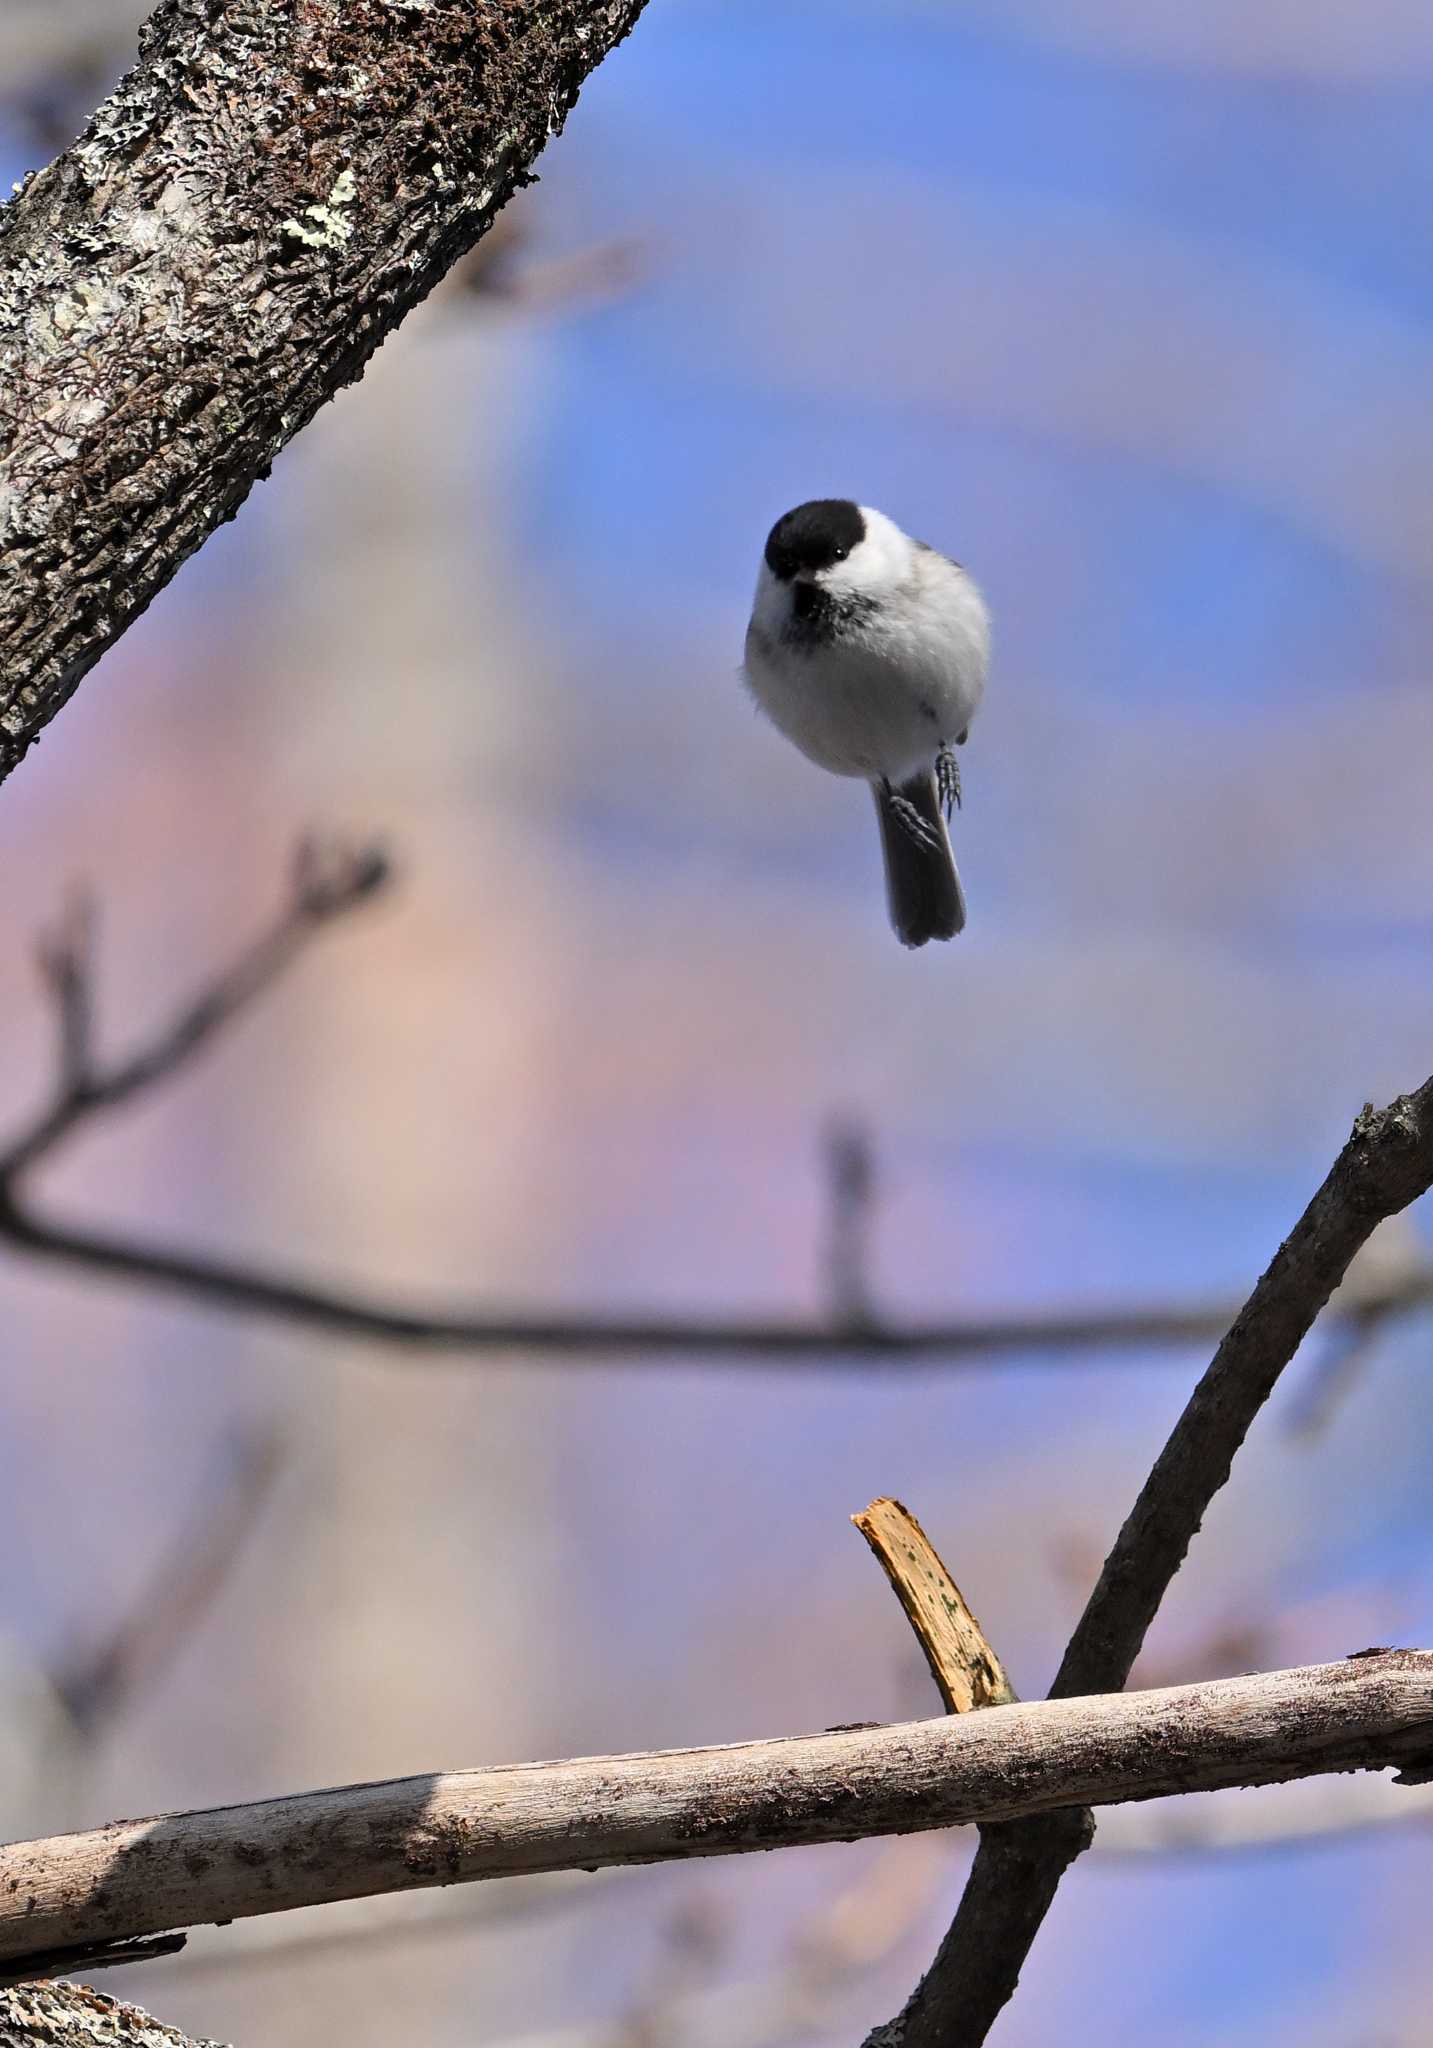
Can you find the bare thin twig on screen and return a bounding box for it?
[0,1937,187,1993]
[50,1426,282,1737]
[5,871,1433,1366]
[479,1844,949,2048]
[34,893,95,1105]
[825,1118,878,1330]
[155,1876,603,1987]
[1,1653,1431,1979]
[1,840,388,1187]
[869,1073,1433,2048]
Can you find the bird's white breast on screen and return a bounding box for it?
[743,553,988,785]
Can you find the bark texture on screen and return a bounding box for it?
[0,0,648,779]
[0,1654,1431,1973]
[0,1979,222,2048]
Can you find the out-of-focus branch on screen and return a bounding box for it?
[154,1874,601,1987]
[5,865,1432,1376]
[867,1073,1433,2048]
[2,1652,1433,1978]
[50,1426,282,1739]
[1284,1215,1425,1437]
[480,1844,949,2048]
[825,1118,878,1330]
[1,840,389,1187]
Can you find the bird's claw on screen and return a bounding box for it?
[936,743,962,817]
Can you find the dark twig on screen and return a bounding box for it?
[50,1426,283,1737]
[159,1876,599,1987]
[1,839,388,1187]
[825,1117,878,1330]
[5,1199,1432,1366]
[867,1075,1433,2047]
[0,1934,187,1991]
[34,892,96,1104]
[1283,1306,1393,1440]
[4,866,1433,1375]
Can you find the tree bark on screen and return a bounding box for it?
[0,1979,223,2048]
[0,0,649,781]
[1,1653,1431,1974]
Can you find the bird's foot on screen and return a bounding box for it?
[886,784,944,853]
[936,743,962,817]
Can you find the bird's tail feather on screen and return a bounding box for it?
[872,771,966,947]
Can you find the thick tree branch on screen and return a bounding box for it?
[0,1979,221,2048]
[0,0,651,779]
[872,1074,1433,2048]
[0,1654,1430,1980]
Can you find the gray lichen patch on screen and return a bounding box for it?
[280,166,358,250]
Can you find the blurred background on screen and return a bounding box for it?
[3,1,1433,2042]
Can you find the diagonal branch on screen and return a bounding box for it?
[0,0,653,782]
[50,1425,283,1739]
[868,1073,1433,2048]
[1,1652,1432,1980]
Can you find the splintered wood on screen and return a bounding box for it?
[852,1497,1017,1714]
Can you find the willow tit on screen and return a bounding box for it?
[743,500,990,947]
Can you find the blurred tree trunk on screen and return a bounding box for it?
[0,0,649,785]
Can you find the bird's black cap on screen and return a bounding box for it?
[764,499,866,581]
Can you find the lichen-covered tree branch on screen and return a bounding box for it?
[0,0,650,781]
[0,1980,223,2048]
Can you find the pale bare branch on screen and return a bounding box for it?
[2,1652,1432,1981]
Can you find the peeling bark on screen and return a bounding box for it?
[0,0,649,780]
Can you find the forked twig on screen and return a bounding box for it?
[4,858,1433,1376]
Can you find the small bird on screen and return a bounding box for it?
[743,499,990,947]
